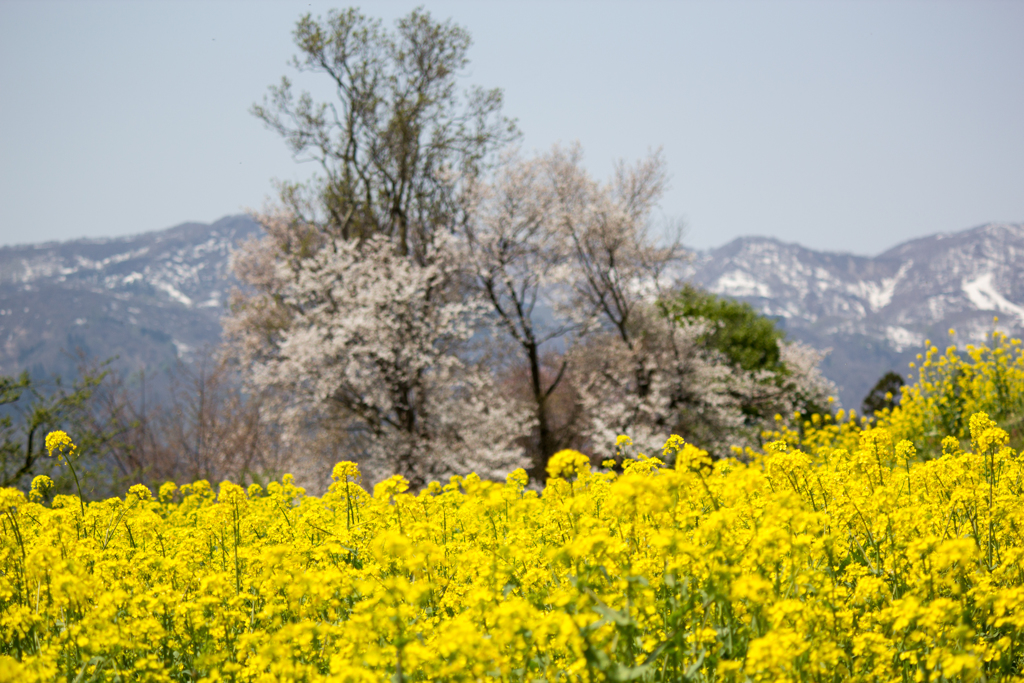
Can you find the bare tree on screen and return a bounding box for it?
[78,364,164,486]
[466,145,685,477]
[154,354,279,484]
[74,350,290,491]
[251,7,517,258]
[466,151,584,481]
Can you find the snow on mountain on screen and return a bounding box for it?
[0,215,260,380]
[681,222,1024,407]
[2,216,1022,410]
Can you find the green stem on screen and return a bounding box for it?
[64,457,85,518]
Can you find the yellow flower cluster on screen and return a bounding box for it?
[760,328,1024,460]
[44,429,75,460]
[3,415,1024,682]
[887,329,1024,451]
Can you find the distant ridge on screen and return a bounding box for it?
[681,222,1024,406]
[0,215,260,381]
[2,217,1022,408]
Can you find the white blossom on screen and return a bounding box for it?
[227,221,530,487]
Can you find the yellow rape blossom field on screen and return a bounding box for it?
[3,331,1024,682]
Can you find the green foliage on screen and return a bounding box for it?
[0,367,109,491]
[661,284,784,372]
[651,285,835,458]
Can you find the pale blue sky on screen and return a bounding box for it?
[1,0,1021,253]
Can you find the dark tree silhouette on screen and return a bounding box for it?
[862,370,905,418]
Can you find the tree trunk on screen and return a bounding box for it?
[527,339,556,486]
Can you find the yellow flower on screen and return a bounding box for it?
[158,481,177,503]
[44,430,75,458]
[127,483,152,501]
[29,474,54,503]
[675,442,712,471]
[661,434,685,459]
[10,352,1024,682]
[546,449,591,479]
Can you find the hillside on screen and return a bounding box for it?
[682,222,1024,406]
[0,215,260,381]
[2,217,1022,408]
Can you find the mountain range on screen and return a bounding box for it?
[681,222,1024,405]
[2,217,1022,408]
[0,215,260,384]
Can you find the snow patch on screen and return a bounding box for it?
[712,270,771,298]
[885,326,923,352]
[961,272,1024,324]
[850,261,912,312]
[172,339,192,357]
[152,281,193,307]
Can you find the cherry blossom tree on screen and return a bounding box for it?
[465,151,582,482]
[227,8,526,486]
[227,215,529,487]
[467,146,834,464]
[572,311,836,460]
